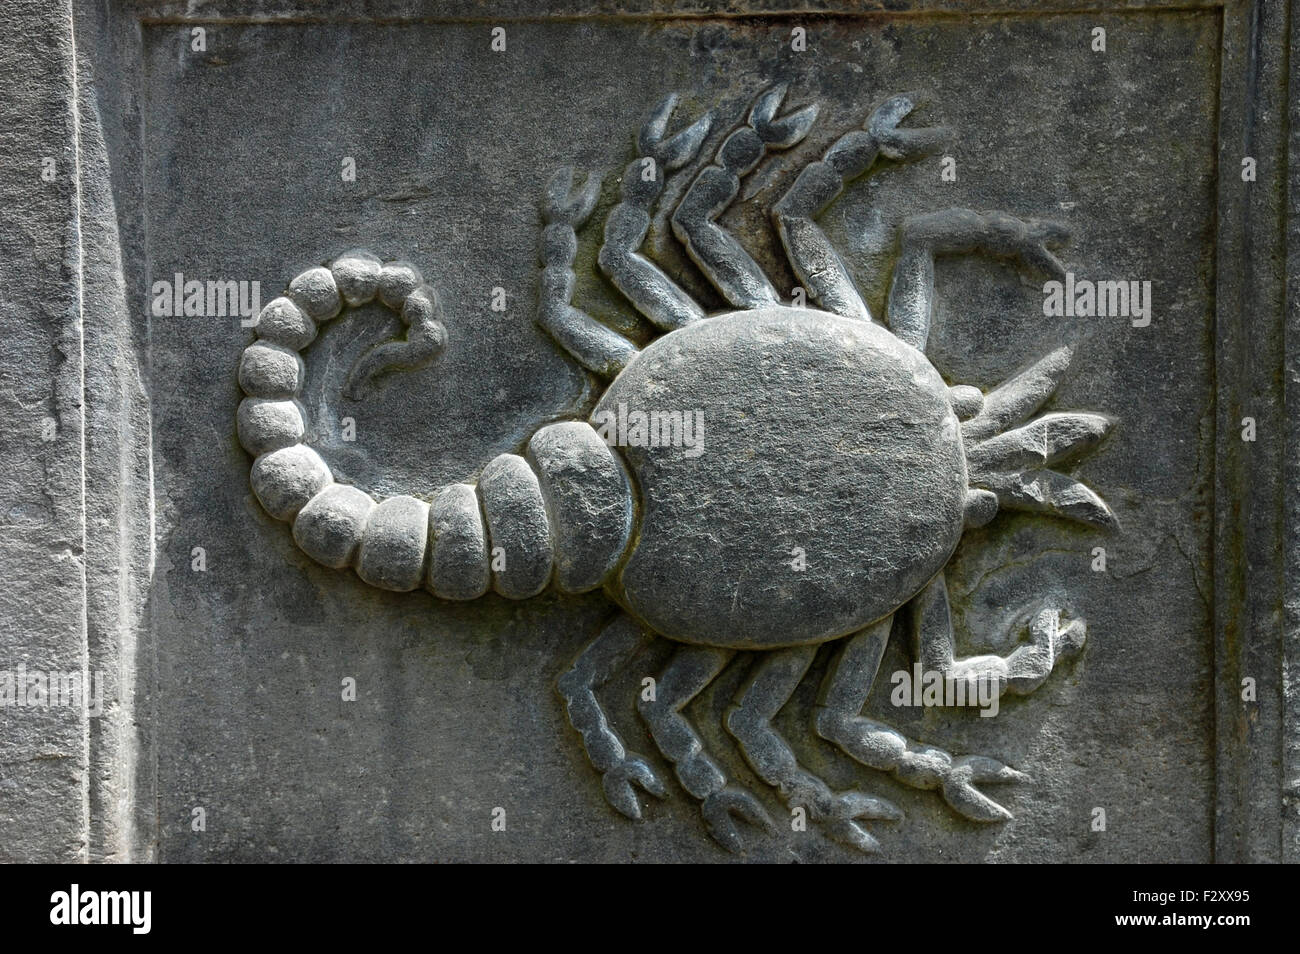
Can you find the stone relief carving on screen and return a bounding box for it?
[235,86,1115,853]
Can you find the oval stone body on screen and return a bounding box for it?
[596,307,967,650]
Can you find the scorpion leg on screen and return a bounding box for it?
[637,645,773,852]
[598,94,713,331]
[557,613,667,820]
[726,645,902,853]
[773,91,950,322]
[539,166,640,379]
[887,207,1070,352]
[671,84,818,310]
[912,572,1087,701]
[814,615,1030,823]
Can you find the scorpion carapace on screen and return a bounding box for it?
[237,85,1116,854]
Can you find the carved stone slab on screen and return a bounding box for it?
[2,0,1297,863]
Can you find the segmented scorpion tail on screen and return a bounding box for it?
[237,251,635,600]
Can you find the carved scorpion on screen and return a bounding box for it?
[237,87,1115,853]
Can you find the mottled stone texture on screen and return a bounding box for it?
[0,0,151,863]
[0,0,87,864]
[603,308,967,649]
[0,0,1296,863]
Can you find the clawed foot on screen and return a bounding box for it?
[823,790,904,854]
[942,754,1031,822]
[816,709,1031,824]
[749,83,819,148]
[1035,606,1087,662]
[702,786,774,853]
[543,165,602,228]
[868,91,952,161]
[903,208,1071,279]
[601,754,667,821]
[640,93,714,170]
[997,218,1071,279]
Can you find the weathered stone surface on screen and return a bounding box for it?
[427,483,491,601]
[293,483,375,569]
[527,421,633,594]
[288,265,343,322]
[239,341,304,397]
[236,397,306,454]
[330,248,383,306]
[601,308,966,649]
[255,296,316,351]
[4,0,1299,866]
[250,445,333,521]
[356,494,430,592]
[478,453,554,599]
[0,0,92,864]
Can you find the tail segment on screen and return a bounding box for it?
[238,251,634,599]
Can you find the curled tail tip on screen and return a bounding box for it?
[344,316,448,400]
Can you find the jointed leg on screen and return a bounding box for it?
[671,85,818,309]
[887,208,1070,351]
[598,95,713,331]
[538,167,640,378]
[726,646,901,853]
[557,613,665,819]
[815,615,1029,822]
[637,645,772,852]
[912,573,1087,700]
[774,92,950,322]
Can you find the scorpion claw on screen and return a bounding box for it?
[544,166,574,215]
[543,165,602,227]
[868,90,952,161]
[825,791,903,854]
[749,83,819,149]
[601,755,667,821]
[942,755,1031,822]
[701,787,774,853]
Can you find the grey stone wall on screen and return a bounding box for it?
[0,0,1296,862]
